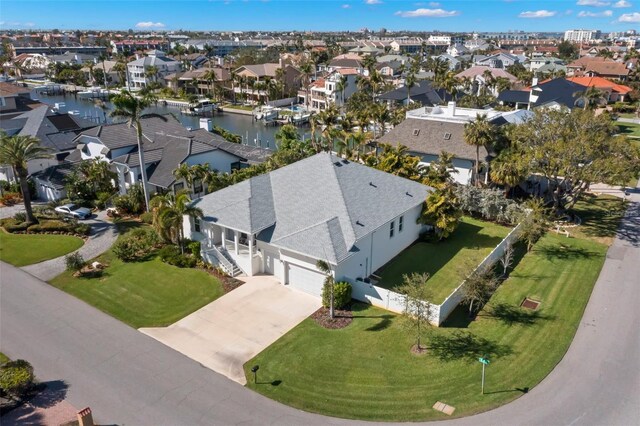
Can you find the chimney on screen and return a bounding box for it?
[447,101,456,116]
[199,118,212,132]
[532,76,538,87]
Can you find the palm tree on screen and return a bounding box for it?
[98,53,110,91]
[298,60,314,110]
[405,70,417,104]
[84,60,96,86]
[110,90,166,212]
[575,86,607,110]
[202,68,218,101]
[463,114,495,187]
[150,190,203,253]
[0,134,51,224]
[335,74,348,110]
[145,65,159,86]
[489,149,528,197]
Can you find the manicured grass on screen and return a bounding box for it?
[245,233,606,421]
[49,222,224,328]
[376,217,510,304]
[0,352,9,364]
[0,230,84,266]
[570,194,627,246]
[615,122,640,138]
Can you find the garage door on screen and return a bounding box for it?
[287,264,325,297]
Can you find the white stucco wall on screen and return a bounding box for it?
[185,150,240,174]
[418,155,474,186]
[335,203,425,283]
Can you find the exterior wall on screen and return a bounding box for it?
[418,154,474,185]
[334,203,425,283]
[26,158,59,176]
[0,96,17,112]
[35,181,67,202]
[184,150,239,174]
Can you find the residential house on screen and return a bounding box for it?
[455,66,518,96]
[111,39,170,54]
[298,69,358,112]
[565,76,632,103]
[234,62,301,104]
[126,50,182,90]
[327,54,365,75]
[0,82,31,113]
[185,152,432,294]
[379,102,531,185]
[377,81,443,107]
[433,54,463,71]
[566,57,630,80]
[528,56,565,72]
[446,43,468,57]
[497,78,589,110]
[73,115,270,198]
[475,52,520,68]
[164,67,231,96]
[81,60,122,86]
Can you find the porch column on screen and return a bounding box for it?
[234,230,239,255]
[248,234,254,258]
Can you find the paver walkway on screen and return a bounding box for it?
[1,381,78,426]
[140,275,321,385]
[21,210,118,281]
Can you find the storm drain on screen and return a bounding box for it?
[521,297,540,310]
[432,401,455,415]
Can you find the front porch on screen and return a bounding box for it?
[194,221,261,277]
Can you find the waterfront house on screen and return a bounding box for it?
[126,50,182,90]
[297,69,358,112]
[185,152,432,293]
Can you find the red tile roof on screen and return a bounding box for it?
[565,76,632,94]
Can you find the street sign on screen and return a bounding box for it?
[478,357,490,365]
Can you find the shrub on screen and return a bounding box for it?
[139,211,154,224]
[322,281,352,309]
[187,240,201,259]
[13,212,26,222]
[2,219,29,233]
[95,191,113,210]
[0,192,21,206]
[158,245,197,268]
[112,238,142,262]
[0,359,35,400]
[65,252,85,272]
[73,223,91,235]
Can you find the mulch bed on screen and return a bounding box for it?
[200,267,244,293]
[411,344,428,356]
[521,297,540,310]
[311,306,353,329]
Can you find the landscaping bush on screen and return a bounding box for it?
[158,245,197,268]
[0,192,21,206]
[1,218,29,233]
[112,238,141,262]
[94,191,114,210]
[322,281,352,309]
[73,223,91,235]
[13,212,26,222]
[0,359,34,401]
[139,211,154,224]
[113,228,160,262]
[187,240,201,259]
[65,252,85,272]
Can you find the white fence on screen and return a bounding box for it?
[350,221,523,326]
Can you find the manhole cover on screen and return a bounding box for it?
[521,298,540,310]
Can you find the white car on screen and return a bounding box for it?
[55,203,92,220]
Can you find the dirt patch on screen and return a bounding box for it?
[410,344,428,356]
[311,306,353,329]
[521,297,540,310]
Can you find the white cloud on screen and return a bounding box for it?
[429,1,441,6]
[578,9,613,16]
[395,8,460,17]
[135,21,166,29]
[342,3,351,8]
[618,11,640,21]
[365,0,382,4]
[613,0,632,7]
[576,0,610,5]
[518,10,557,18]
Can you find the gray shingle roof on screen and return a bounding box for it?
[193,153,431,264]
[112,148,164,168]
[377,81,443,106]
[379,118,490,162]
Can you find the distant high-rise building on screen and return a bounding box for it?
[564,29,601,43]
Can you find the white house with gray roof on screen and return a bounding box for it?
[185,153,431,296]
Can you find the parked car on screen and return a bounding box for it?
[54,203,92,220]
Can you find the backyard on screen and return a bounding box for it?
[375,216,511,304]
[0,231,84,267]
[49,222,224,328]
[244,233,607,421]
[615,121,640,138]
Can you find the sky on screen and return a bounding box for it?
[0,0,638,33]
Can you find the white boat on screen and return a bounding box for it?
[290,112,312,124]
[53,102,66,111]
[253,105,280,122]
[184,99,217,115]
[77,87,109,98]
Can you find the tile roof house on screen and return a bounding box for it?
[380,102,532,185]
[566,57,630,80]
[234,62,301,103]
[565,76,632,102]
[186,152,431,294]
[73,114,271,198]
[497,78,590,110]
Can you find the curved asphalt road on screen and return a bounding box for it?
[1,196,639,425]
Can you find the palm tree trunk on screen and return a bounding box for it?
[475,146,480,188]
[18,168,36,224]
[136,123,151,212]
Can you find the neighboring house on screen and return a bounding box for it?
[185,152,432,294]
[0,82,31,113]
[81,60,121,86]
[73,115,271,198]
[475,52,520,68]
[528,56,565,72]
[377,81,443,107]
[379,102,532,185]
[164,67,231,95]
[111,39,170,54]
[298,69,358,112]
[376,54,412,65]
[446,43,468,57]
[126,50,182,90]
[327,54,365,75]
[434,53,463,71]
[565,76,632,103]
[31,162,75,201]
[234,62,301,103]
[0,98,96,183]
[455,66,518,96]
[497,78,589,110]
[566,57,631,80]
[375,61,402,77]
[534,62,567,77]
[46,52,97,65]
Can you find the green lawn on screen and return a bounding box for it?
[376,217,510,304]
[49,222,224,328]
[0,231,84,266]
[615,122,640,138]
[570,194,627,246]
[245,233,606,421]
[0,352,9,364]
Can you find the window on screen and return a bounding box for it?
[389,221,395,238]
[399,216,404,232]
[194,218,201,233]
[193,179,203,194]
[173,182,184,193]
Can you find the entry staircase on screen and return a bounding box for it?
[202,245,242,277]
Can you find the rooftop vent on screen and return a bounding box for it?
[444,132,451,140]
[333,161,343,167]
[413,129,420,136]
[342,159,349,164]
[356,220,365,227]
[405,192,413,197]
[369,182,377,188]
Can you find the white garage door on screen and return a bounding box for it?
[287,264,325,297]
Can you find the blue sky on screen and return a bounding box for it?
[1,0,638,32]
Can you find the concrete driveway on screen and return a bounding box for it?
[140,275,320,385]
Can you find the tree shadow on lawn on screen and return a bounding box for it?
[350,303,395,331]
[480,303,554,326]
[536,244,598,262]
[428,331,513,362]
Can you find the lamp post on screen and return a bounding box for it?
[478,357,490,394]
[251,365,259,385]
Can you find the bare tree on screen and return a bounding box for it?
[460,267,499,317]
[499,241,515,278]
[396,273,434,352]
